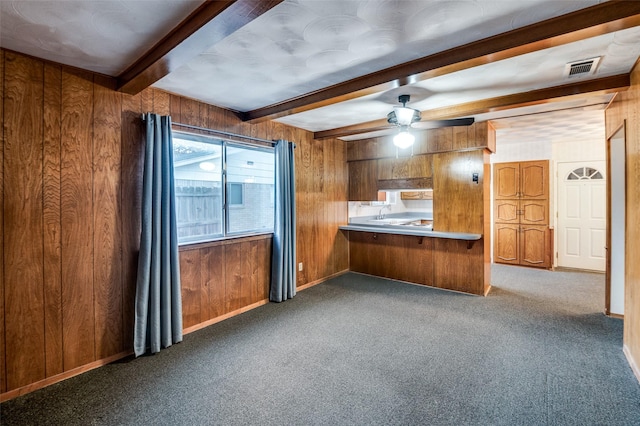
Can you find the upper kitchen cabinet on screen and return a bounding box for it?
[377,155,433,190]
[494,160,549,200]
[349,159,384,201]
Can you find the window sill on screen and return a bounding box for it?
[178,232,273,252]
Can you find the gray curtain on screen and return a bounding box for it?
[270,139,297,302]
[133,113,183,356]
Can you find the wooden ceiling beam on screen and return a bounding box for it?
[245,1,640,123]
[117,0,283,95]
[314,74,630,139]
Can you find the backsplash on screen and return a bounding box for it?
[348,194,433,219]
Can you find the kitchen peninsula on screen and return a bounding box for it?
[342,122,495,296]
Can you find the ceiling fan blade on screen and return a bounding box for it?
[412,117,475,129]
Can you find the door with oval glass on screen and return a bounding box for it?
[557,161,606,271]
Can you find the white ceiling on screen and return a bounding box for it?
[2,0,639,144]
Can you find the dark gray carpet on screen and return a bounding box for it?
[2,264,640,425]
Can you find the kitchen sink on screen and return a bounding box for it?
[367,218,433,228]
[367,218,414,225]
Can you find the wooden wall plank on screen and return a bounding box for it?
[93,79,123,359]
[258,238,271,301]
[311,138,325,282]
[225,242,253,312]
[179,249,202,329]
[433,238,484,295]
[170,94,182,122]
[181,97,199,126]
[428,127,453,152]
[202,246,226,321]
[296,134,312,285]
[121,92,144,352]
[3,52,46,390]
[250,238,271,303]
[43,63,63,378]
[60,69,95,370]
[153,89,170,117]
[0,47,6,394]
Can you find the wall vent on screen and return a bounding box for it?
[563,57,601,78]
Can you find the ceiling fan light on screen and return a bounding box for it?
[394,106,419,126]
[393,129,415,149]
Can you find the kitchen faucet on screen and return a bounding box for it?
[378,204,391,219]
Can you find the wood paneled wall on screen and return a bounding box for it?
[0,49,348,398]
[605,60,640,381]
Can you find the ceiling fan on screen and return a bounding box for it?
[315,88,475,143]
[386,94,474,148]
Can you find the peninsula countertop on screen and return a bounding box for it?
[339,213,482,241]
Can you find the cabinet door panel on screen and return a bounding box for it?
[520,200,548,225]
[520,161,548,199]
[494,224,519,265]
[401,190,433,200]
[377,155,432,180]
[349,160,379,201]
[494,162,519,199]
[495,200,519,223]
[520,225,550,268]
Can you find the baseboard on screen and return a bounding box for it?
[0,350,132,403]
[297,269,349,292]
[183,299,270,335]
[623,345,640,385]
[607,312,624,320]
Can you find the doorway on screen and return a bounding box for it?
[557,161,606,271]
[606,124,626,317]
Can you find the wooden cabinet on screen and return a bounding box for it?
[400,190,433,200]
[377,154,433,190]
[493,160,551,268]
[494,199,548,225]
[494,160,548,199]
[349,160,382,201]
[494,223,550,267]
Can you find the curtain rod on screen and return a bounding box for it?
[141,115,278,146]
[172,122,278,146]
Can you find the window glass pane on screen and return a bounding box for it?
[228,183,244,206]
[592,171,603,179]
[173,134,223,244]
[226,144,275,234]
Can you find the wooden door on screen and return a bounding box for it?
[520,225,550,268]
[494,200,519,224]
[520,160,548,199]
[494,224,519,265]
[493,162,519,199]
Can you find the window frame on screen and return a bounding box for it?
[172,130,275,246]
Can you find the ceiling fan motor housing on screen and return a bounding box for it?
[388,94,421,126]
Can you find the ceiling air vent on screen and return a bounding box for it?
[563,57,601,78]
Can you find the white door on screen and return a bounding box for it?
[557,162,606,271]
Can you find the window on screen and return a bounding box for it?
[172,131,275,244]
[566,166,603,181]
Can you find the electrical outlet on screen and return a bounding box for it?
[298,262,303,271]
